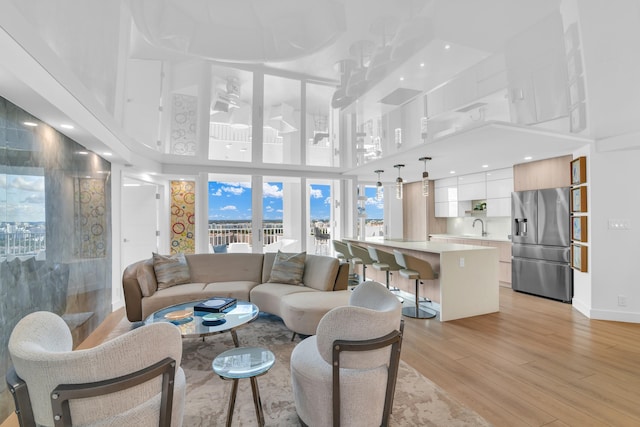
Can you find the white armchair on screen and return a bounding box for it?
[290,281,403,427]
[6,311,186,427]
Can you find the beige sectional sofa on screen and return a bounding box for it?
[122,252,350,336]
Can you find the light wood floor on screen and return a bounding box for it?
[4,287,640,427]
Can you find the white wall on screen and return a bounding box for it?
[574,0,640,322]
[588,149,640,322]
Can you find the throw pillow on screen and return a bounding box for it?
[268,250,306,285]
[152,252,191,290]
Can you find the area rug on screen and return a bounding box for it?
[109,314,491,426]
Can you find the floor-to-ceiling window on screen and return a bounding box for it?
[307,181,333,254]
[207,174,253,252]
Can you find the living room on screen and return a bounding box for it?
[2,1,640,425]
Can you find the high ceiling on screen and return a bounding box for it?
[0,0,591,183]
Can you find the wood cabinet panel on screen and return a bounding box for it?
[499,261,512,286]
[403,182,427,241]
[513,155,572,191]
[404,181,446,240]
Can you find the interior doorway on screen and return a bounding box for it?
[121,178,159,269]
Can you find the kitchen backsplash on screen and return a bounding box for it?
[446,216,511,239]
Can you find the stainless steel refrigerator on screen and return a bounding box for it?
[511,187,573,302]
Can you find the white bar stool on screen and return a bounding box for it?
[393,250,438,319]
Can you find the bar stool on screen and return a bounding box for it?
[367,246,402,291]
[333,240,359,286]
[347,242,375,283]
[332,240,350,262]
[393,250,438,319]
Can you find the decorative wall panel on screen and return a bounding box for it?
[170,94,197,156]
[170,180,195,254]
[74,178,107,258]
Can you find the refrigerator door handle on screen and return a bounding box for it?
[522,219,527,235]
[515,218,520,236]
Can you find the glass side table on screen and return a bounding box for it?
[212,346,275,427]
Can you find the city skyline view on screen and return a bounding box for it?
[208,182,384,221]
[0,174,46,223]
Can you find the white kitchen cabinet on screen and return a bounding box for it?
[485,167,513,181]
[458,172,487,200]
[434,177,461,217]
[487,197,511,217]
[486,178,513,198]
[458,181,486,200]
[486,167,513,217]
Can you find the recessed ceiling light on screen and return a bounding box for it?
[449,170,455,174]
[399,76,405,81]
[60,124,74,129]
[419,62,425,68]
[102,152,112,156]
[23,121,38,127]
[444,44,451,50]
[482,164,489,168]
[524,156,532,160]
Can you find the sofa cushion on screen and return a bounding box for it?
[153,253,191,290]
[137,259,158,297]
[268,251,306,285]
[250,283,317,317]
[202,281,258,301]
[141,282,208,317]
[280,290,352,335]
[186,253,264,283]
[302,254,340,291]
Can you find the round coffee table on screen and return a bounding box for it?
[212,346,275,427]
[144,299,259,346]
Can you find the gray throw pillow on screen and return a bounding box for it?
[152,252,191,290]
[268,250,306,285]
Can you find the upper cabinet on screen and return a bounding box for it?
[457,172,486,201]
[485,168,513,217]
[435,168,513,217]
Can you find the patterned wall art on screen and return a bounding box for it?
[170,94,198,156]
[74,178,107,258]
[170,180,196,254]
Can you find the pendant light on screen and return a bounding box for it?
[394,164,405,200]
[374,169,384,200]
[419,156,432,197]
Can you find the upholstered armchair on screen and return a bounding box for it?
[6,311,186,427]
[290,281,403,427]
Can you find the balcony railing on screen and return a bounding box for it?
[0,231,46,256]
[208,223,283,247]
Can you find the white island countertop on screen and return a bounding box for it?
[346,237,493,253]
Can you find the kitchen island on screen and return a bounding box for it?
[344,237,499,321]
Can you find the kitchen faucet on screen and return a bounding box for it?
[473,218,487,236]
